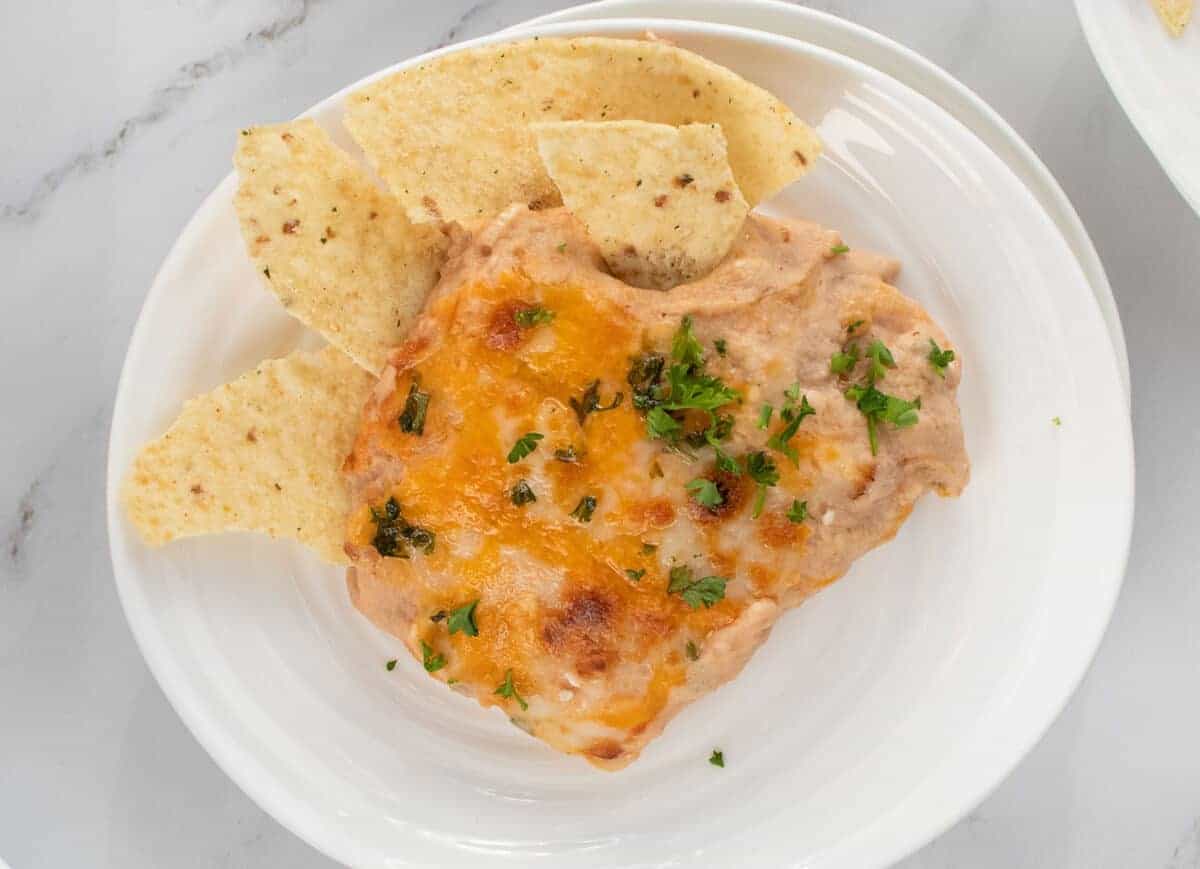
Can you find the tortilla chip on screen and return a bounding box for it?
[1152,0,1192,35]
[234,120,447,373]
[344,37,820,224]
[533,120,749,289]
[123,346,374,564]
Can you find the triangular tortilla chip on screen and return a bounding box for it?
[234,120,447,373]
[1152,0,1192,35]
[344,37,820,224]
[533,120,749,289]
[122,346,375,564]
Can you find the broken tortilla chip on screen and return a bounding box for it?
[234,119,447,373]
[344,37,820,224]
[1151,0,1192,35]
[533,120,750,289]
[122,346,374,564]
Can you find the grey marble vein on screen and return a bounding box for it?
[432,0,501,50]
[0,0,317,223]
[6,479,39,570]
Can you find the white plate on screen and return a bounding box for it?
[106,18,1135,869]
[523,0,1131,406]
[1076,0,1200,215]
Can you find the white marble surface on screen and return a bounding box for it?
[1,0,1197,866]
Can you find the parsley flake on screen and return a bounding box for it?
[768,394,815,466]
[685,640,700,661]
[866,339,897,383]
[510,479,536,505]
[1052,416,1062,427]
[513,306,555,328]
[787,500,809,523]
[494,669,528,710]
[569,379,624,426]
[672,315,706,368]
[398,380,431,435]
[369,497,435,557]
[420,640,446,673]
[447,600,479,637]
[507,432,543,463]
[829,244,850,256]
[846,319,865,334]
[667,565,728,609]
[745,451,779,519]
[830,343,860,376]
[709,749,725,767]
[385,659,397,671]
[686,478,723,509]
[845,384,921,455]
[625,568,646,582]
[570,495,598,522]
[714,338,728,357]
[758,403,774,430]
[928,338,955,378]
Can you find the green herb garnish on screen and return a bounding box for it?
[569,379,624,426]
[385,659,397,671]
[507,431,543,463]
[829,244,850,256]
[768,394,815,466]
[1052,416,1062,427]
[866,339,896,383]
[830,343,860,376]
[494,669,528,710]
[570,495,597,522]
[369,497,435,557]
[714,338,728,357]
[641,542,658,555]
[928,338,955,378]
[513,306,555,328]
[758,404,774,430]
[844,384,921,455]
[625,568,646,582]
[667,565,728,609]
[786,500,809,523]
[686,478,723,509]
[420,641,446,673]
[846,319,865,334]
[672,315,706,368]
[685,640,700,661]
[398,380,431,435]
[510,480,536,505]
[709,749,725,767]
[627,352,666,410]
[745,451,779,519]
[447,600,479,637]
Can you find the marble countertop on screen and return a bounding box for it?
[2,1,1198,866]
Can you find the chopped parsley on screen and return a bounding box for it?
[845,383,921,455]
[385,658,397,671]
[712,446,741,475]
[685,640,700,661]
[714,338,728,357]
[830,343,860,376]
[866,339,897,383]
[570,494,597,522]
[745,451,779,519]
[709,749,725,767]
[398,379,431,435]
[513,306,555,328]
[667,565,728,609]
[846,319,865,334]
[510,479,536,506]
[787,500,809,523]
[757,404,774,430]
[556,242,567,253]
[494,669,528,710]
[767,393,815,466]
[686,478,723,509]
[420,640,446,673]
[928,338,955,378]
[447,600,479,637]
[569,379,624,426]
[1052,416,1062,427]
[829,243,850,256]
[369,497,435,558]
[506,431,543,463]
[641,542,658,555]
[625,568,646,582]
[628,318,741,454]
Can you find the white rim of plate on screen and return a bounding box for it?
[106,16,1135,869]
[1074,0,1200,217]
[517,0,1132,408]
